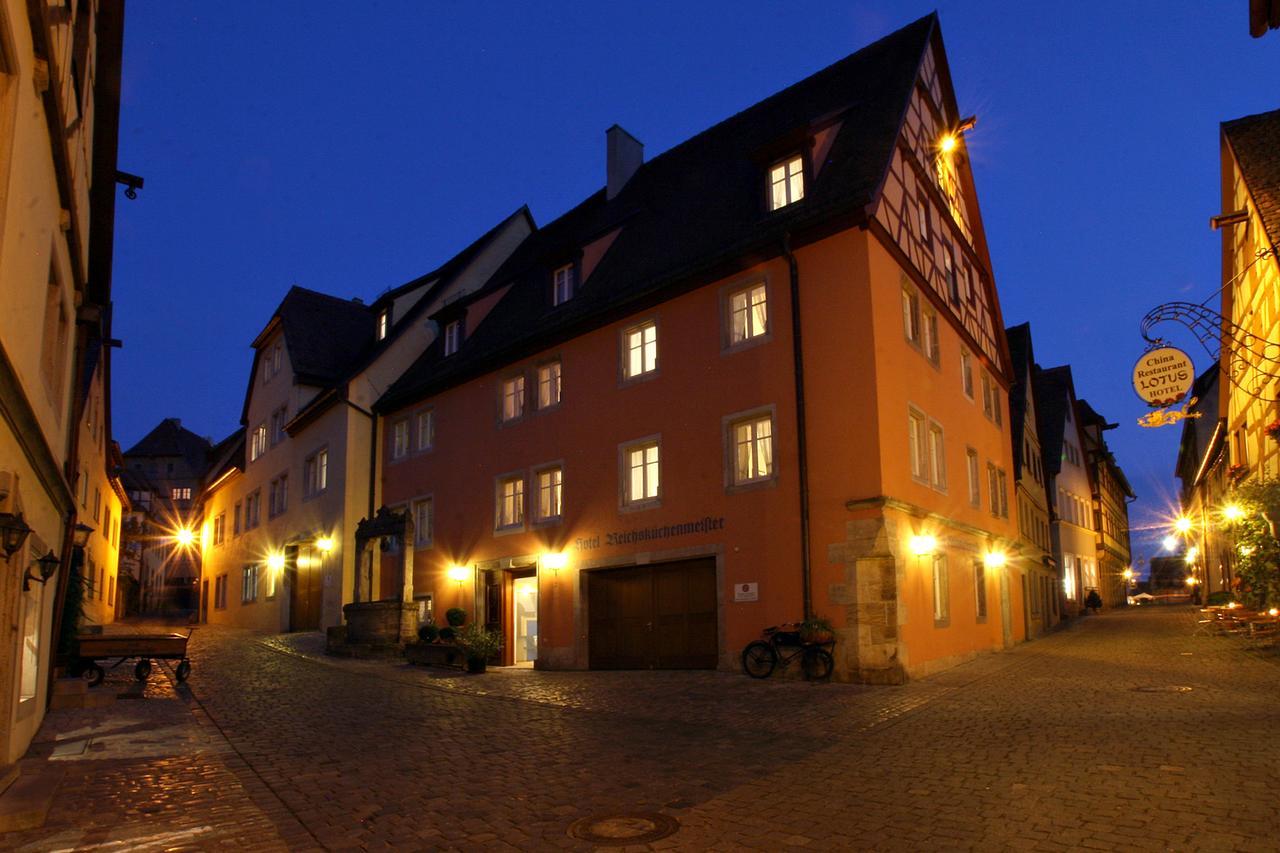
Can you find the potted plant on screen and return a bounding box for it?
[798,615,835,645]
[445,607,467,628]
[1229,462,1249,481]
[418,623,440,643]
[1267,420,1280,443]
[455,623,503,674]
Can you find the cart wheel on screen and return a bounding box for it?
[741,641,778,679]
[175,660,191,683]
[801,647,834,682]
[82,663,104,687]
[134,659,152,681]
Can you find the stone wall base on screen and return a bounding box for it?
[342,601,418,646]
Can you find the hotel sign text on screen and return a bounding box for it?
[575,516,727,550]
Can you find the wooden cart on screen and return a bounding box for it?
[75,630,193,686]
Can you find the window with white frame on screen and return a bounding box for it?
[553,264,575,306]
[961,350,974,399]
[927,421,946,490]
[932,554,949,623]
[443,320,462,356]
[902,285,921,346]
[728,282,768,345]
[966,448,980,507]
[496,476,525,529]
[413,498,433,547]
[392,419,409,459]
[623,321,657,379]
[215,574,228,609]
[250,423,268,462]
[623,440,661,506]
[909,408,929,482]
[981,371,995,420]
[415,410,434,451]
[241,564,259,604]
[1062,554,1077,600]
[731,414,775,485]
[377,309,390,341]
[245,490,261,529]
[305,448,328,497]
[537,361,561,410]
[268,474,288,518]
[501,375,526,422]
[171,487,191,501]
[213,513,225,546]
[974,559,987,622]
[769,155,804,210]
[535,466,563,522]
[270,405,287,446]
[997,468,1009,518]
[987,463,1000,518]
[922,306,940,365]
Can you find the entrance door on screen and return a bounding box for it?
[588,558,718,669]
[513,574,538,664]
[999,572,1013,648]
[289,545,322,631]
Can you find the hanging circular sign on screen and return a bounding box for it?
[1132,347,1195,407]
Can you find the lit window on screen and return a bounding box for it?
[966,448,980,507]
[443,320,462,356]
[908,409,929,482]
[413,498,433,547]
[536,467,563,522]
[496,476,525,529]
[623,321,657,379]
[537,361,562,410]
[553,264,575,306]
[392,419,409,459]
[732,415,774,485]
[961,350,974,399]
[729,283,768,344]
[377,309,390,341]
[769,155,804,210]
[501,376,526,422]
[250,424,268,462]
[932,554,949,623]
[974,560,987,622]
[416,410,434,450]
[902,286,921,346]
[624,441,661,506]
[170,487,191,501]
[242,564,259,604]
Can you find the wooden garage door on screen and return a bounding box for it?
[588,558,718,669]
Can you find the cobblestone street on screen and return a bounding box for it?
[7,606,1280,851]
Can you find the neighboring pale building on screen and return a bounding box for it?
[1005,324,1058,637]
[0,0,126,764]
[1175,367,1231,597]
[76,350,128,627]
[1035,366,1098,615]
[1076,399,1135,608]
[198,209,532,633]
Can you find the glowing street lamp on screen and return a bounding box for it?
[1222,503,1246,523]
[1174,517,1193,535]
[173,526,196,548]
[984,551,1007,570]
[1184,546,1199,564]
[1162,535,1178,552]
[315,536,335,553]
[266,552,286,573]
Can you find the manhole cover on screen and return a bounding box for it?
[1132,685,1193,693]
[567,812,679,845]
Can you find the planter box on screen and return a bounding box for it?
[404,642,464,670]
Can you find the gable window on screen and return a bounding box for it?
[242,564,259,604]
[731,414,775,486]
[537,361,562,410]
[392,419,409,459]
[623,439,661,508]
[377,309,390,341]
[535,466,563,523]
[501,375,526,422]
[974,560,987,622]
[769,155,804,210]
[496,475,525,530]
[413,498,433,547]
[932,554,949,625]
[728,282,768,345]
[902,285,921,346]
[553,264,575,306]
[305,449,328,498]
[909,408,929,483]
[443,320,462,356]
[416,410,435,450]
[966,448,980,507]
[961,350,974,399]
[623,320,658,379]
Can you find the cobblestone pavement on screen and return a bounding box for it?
[7,606,1280,851]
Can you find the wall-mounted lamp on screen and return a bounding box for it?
[446,565,470,584]
[984,551,1007,570]
[0,511,32,559]
[909,534,938,557]
[1222,503,1246,523]
[72,523,94,549]
[315,536,335,553]
[541,552,568,573]
[266,552,286,573]
[26,551,60,590]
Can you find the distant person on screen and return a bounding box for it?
[1085,589,1102,614]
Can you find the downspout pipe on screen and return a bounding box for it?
[344,398,376,603]
[783,233,813,620]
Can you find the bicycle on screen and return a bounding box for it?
[741,623,834,681]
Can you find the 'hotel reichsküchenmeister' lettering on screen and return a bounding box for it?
[575,516,727,550]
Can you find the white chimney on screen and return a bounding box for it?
[606,125,643,200]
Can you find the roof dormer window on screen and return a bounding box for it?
[443,320,463,356]
[769,155,805,210]
[377,308,390,341]
[552,263,575,306]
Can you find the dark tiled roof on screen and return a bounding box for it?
[201,427,247,493]
[123,418,213,470]
[1005,323,1033,480]
[1223,107,1280,250]
[274,286,375,387]
[379,14,938,411]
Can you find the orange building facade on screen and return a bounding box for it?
[375,16,1023,682]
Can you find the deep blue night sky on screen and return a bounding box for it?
[110,3,1280,575]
